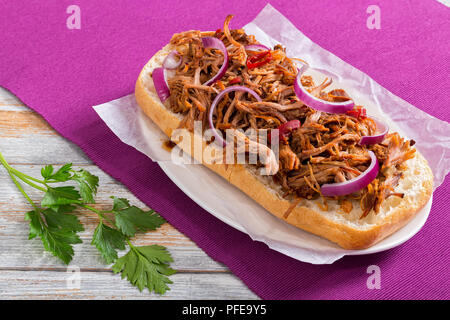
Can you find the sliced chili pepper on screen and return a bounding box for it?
[228,77,242,85]
[346,110,359,118]
[361,108,367,119]
[247,50,272,69]
[247,51,271,65]
[249,50,271,61]
[247,57,272,69]
[346,106,367,120]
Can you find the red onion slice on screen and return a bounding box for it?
[202,37,229,86]
[359,116,389,145]
[294,71,354,114]
[321,151,379,196]
[208,86,262,146]
[279,120,301,141]
[152,67,170,102]
[244,44,270,51]
[163,50,182,70]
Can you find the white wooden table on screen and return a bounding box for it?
[0,87,257,299]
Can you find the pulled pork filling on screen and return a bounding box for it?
[160,16,416,218]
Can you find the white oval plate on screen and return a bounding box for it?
[158,160,432,264]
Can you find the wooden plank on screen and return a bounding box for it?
[0,87,29,111]
[0,218,228,272]
[0,165,153,212]
[0,165,137,202]
[0,110,56,137]
[0,270,258,299]
[0,137,91,164]
[0,92,90,164]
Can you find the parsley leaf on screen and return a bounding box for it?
[41,165,54,180]
[91,221,126,264]
[111,196,166,237]
[25,208,83,264]
[49,163,73,182]
[112,197,131,211]
[112,245,176,294]
[71,169,99,203]
[41,163,73,182]
[41,186,82,210]
[51,204,77,214]
[43,207,84,232]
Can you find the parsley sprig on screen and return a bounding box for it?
[0,150,175,294]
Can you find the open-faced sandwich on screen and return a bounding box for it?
[135,15,433,249]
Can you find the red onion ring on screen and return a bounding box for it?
[208,86,262,146]
[294,70,354,114]
[153,37,227,101]
[202,37,229,86]
[163,50,182,70]
[152,67,170,102]
[359,116,389,145]
[321,151,379,196]
[244,44,270,51]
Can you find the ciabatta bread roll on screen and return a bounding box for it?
[135,34,433,250]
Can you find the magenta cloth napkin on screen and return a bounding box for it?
[1,0,449,299]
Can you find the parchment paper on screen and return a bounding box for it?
[93,4,450,264]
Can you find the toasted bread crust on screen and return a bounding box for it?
[135,44,433,249]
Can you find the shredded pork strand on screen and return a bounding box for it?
[162,16,416,218]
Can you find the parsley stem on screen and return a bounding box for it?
[79,204,100,213]
[6,169,39,210]
[0,149,11,171]
[0,150,40,209]
[78,204,116,226]
[126,238,136,250]
[0,150,47,188]
[12,173,47,192]
[9,166,46,185]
